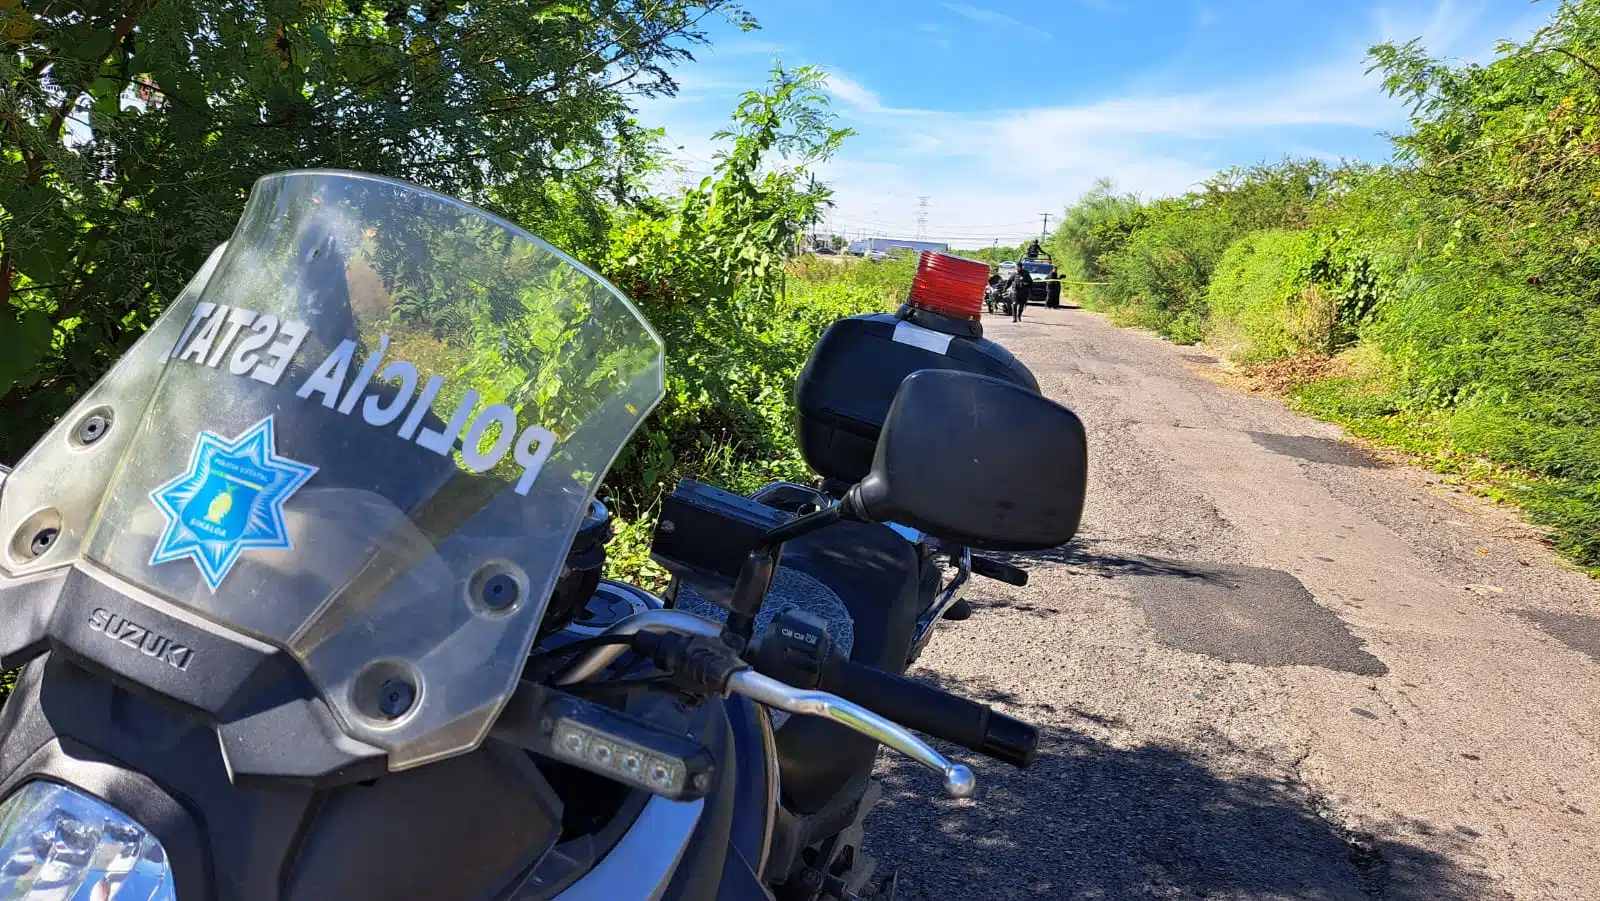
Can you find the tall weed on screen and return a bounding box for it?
[597,69,906,581]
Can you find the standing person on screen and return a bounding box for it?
[1009,265,1033,322]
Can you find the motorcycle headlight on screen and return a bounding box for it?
[0,782,175,900]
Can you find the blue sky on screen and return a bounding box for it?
[633,0,1546,246]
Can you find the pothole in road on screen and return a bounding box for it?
[1250,432,1383,469]
[1518,610,1600,663]
[1124,557,1388,675]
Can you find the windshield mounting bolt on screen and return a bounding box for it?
[29,528,58,557]
[76,414,110,445]
[480,572,520,611]
[378,679,416,719]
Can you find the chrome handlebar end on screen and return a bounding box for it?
[945,763,977,800]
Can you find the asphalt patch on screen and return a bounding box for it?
[1519,610,1600,663]
[1123,557,1388,675]
[1250,432,1382,469]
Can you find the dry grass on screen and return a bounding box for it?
[1184,350,1343,397]
[1242,353,1342,394]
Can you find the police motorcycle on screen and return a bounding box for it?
[0,171,1089,901]
[982,275,1008,317]
[691,261,1039,667]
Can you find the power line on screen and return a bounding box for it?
[829,229,1043,242]
[827,221,1043,238]
[828,212,1045,227]
[829,216,1044,230]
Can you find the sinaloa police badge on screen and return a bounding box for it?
[149,416,317,591]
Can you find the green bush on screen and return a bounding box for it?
[0,0,746,463]
[1204,229,1319,362]
[595,68,898,583]
[1049,178,1142,284]
[1085,159,1339,342]
[1354,6,1600,566]
[1096,198,1229,339]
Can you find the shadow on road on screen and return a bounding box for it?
[868,670,1501,901]
[993,539,1234,583]
[1001,312,1081,327]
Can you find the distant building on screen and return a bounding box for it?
[847,237,950,256]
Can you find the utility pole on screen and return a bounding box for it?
[991,237,998,264]
[1039,212,1051,237]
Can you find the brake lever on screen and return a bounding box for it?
[563,610,978,799]
[726,669,976,799]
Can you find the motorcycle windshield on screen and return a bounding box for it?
[72,171,663,767]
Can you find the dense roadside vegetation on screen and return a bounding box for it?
[1050,0,1600,570]
[0,2,906,592]
[948,244,1024,267]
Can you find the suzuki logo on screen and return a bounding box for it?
[87,608,193,671]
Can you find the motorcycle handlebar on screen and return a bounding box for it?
[971,555,1028,586]
[818,658,1038,768]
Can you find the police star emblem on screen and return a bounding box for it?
[149,416,318,591]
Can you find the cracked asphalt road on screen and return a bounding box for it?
[864,307,1600,900]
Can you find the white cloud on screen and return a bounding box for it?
[662,67,756,101]
[814,155,1214,248]
[937,3,1052,40]
[639,0,1539,245]
[824,73,887,114]
[712,39,785,57]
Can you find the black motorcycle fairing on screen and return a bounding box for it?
[768,521,922,814]
[0,565,387,788]
[283,743,562,900]
[713,844,771,901]
[0,653,565,901]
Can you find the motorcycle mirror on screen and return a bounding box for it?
[844,370,1087,551]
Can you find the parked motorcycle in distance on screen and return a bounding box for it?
[984,274,1008,316]
[0,171,1088,901]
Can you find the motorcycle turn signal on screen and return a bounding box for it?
[491,680,716,802]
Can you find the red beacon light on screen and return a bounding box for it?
[907,251,988,321]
